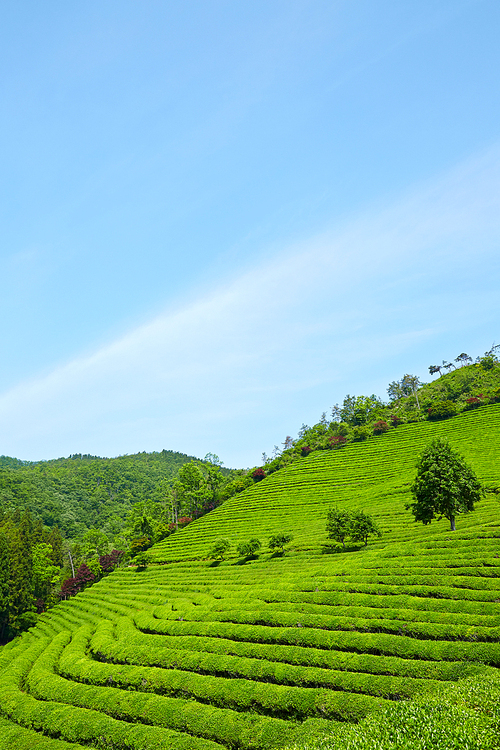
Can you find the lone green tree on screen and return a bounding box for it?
[406,438,483,531]
[268,533,293,554]
[326,508,352,549]
[209,539,231,561]
[326,507,380,548]
[350,511,381,546]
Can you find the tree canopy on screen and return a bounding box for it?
[326,507,380,548]
[406,438,483,531]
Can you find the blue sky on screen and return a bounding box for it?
[1,0,499,467]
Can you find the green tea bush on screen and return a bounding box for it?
[0,717,87,749]
[352,426,371,441]
[97,615,480,682]
[65,623,438,703]
[28,639,327,748]
[133,611,500,663]
[427,400,458,420]
[284,671,500,750]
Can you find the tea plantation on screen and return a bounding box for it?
[1,404,500,749]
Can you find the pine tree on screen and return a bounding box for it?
[0,531,10,642]
[6,514,35,635]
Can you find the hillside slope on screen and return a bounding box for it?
[151,402,500,560]
[1,405,499,749]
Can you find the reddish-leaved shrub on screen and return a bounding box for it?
[252,467,266,481]
[464,395,483,410]
[328,435,347,448]
[99,549,125,573]
[59,563,95,599]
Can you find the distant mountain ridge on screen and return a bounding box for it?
[0,449,206,538]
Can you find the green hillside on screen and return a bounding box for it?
[1,404,500,749]
[0,450,205,538]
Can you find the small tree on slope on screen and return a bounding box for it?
[327,508,380,548]
[268,533,293,554]
[350,511,381,546]
[406,438,483,531]
[326,508,352,549]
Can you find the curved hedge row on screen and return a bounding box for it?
[0,404,499,747]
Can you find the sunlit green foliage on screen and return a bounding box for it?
[209,539,231,560]
[407,439,483,530]
[284,671,500,750]
[237,537,261,558]
[268,533,293,553]
[0,402,500,747]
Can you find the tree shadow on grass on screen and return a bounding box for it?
[234,555,259,565]
[208,560,222,567]
[321,543,363,554]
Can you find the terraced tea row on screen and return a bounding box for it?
[0,405,499,748]
[150,404,500,562]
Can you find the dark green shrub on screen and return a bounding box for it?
[237,538,261,558]
[268,533,293,553]
[479,354,498,370]
[352,425,370,441]
[329,421,350,437]
[130,536,152,555]
[218,476,253,503]
[427,400,457,420]
[488,387,500,403]
[209,539,231,560]
[133,552,149,569]
[350,511,381,546]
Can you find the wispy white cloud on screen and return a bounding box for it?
[1,145,499,465]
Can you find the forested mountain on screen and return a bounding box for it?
[0,450,228,538]
[0,450,244,641]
